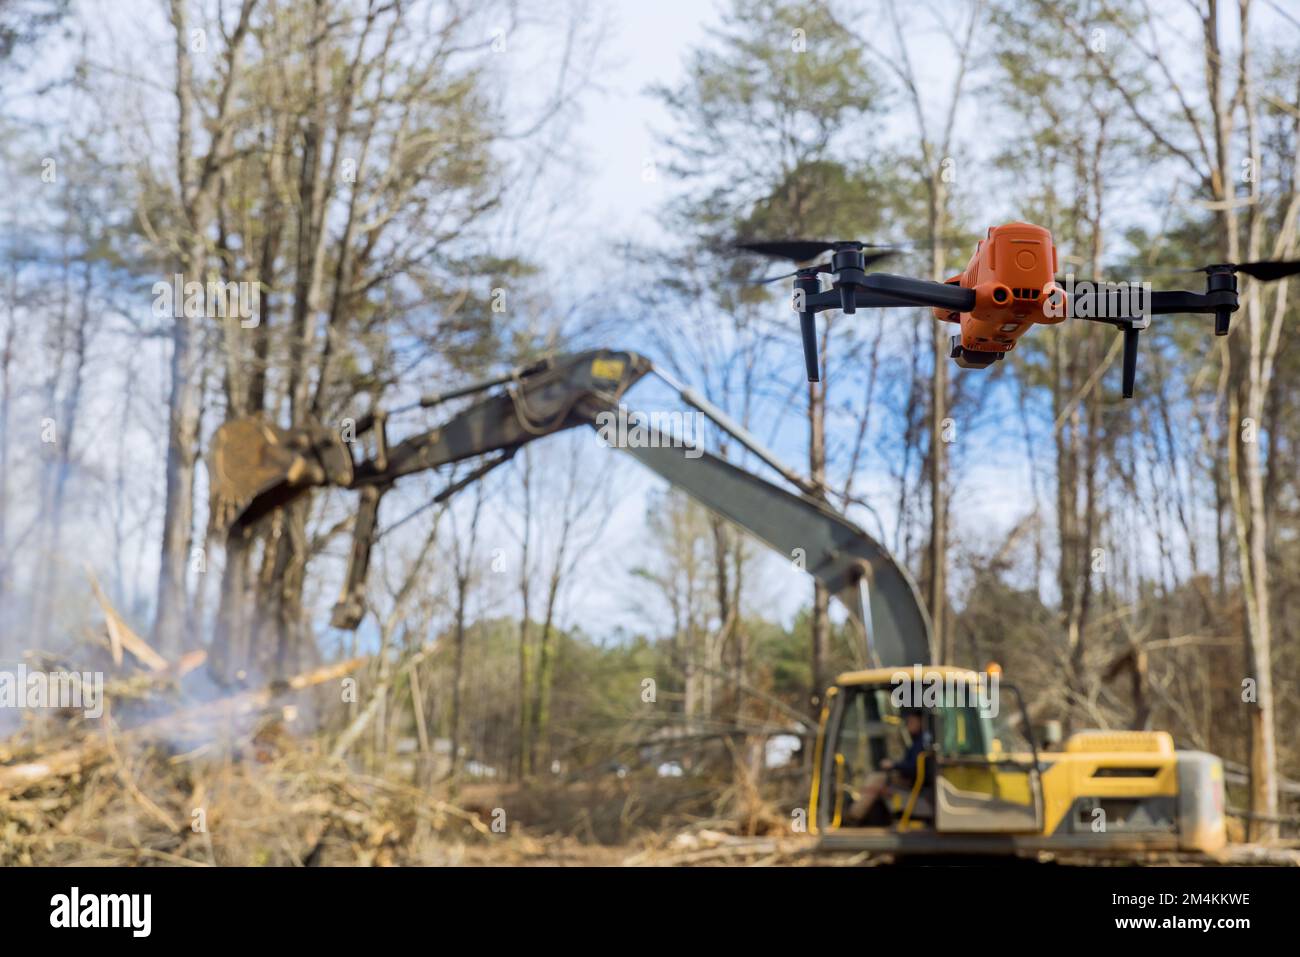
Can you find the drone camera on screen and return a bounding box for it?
[950,336,1004,369]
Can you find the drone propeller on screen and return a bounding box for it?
[735,239,896,261]
[735,236,973,383]
[1193,260,1300,337]
[731,245,899,380]
[735,234,978,263]
[1101,257,1300,282]
[744,262,832,284]
[748,250,895,284]
[1204,259,1300,282]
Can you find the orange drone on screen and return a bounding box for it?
[738,222,1300,397]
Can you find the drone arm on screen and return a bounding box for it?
[806,275,975,313]
[1069,284,1240,398]
[860,274,976,312]
[850,290,939,309]
[793,275,976,382]
[1149,288,1237,317]
[1150,288,1239,336]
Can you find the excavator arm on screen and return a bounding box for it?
[209,349,931,666]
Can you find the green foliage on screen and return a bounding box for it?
[653,0,895,248]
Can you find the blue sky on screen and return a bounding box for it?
[8,0,1296,648]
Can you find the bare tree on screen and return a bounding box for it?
[154,0,257,654]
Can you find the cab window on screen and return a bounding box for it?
[935,702,986,756]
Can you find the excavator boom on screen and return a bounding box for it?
[209,349,931,666]
[620,440,928,668]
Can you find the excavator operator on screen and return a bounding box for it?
[885,708,932,784]
[847,708,933,826]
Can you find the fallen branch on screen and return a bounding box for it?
[104,650,208,699]
[332,647,435,760]
[87,569,169,672]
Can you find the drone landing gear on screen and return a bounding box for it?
[949,337,1004,369]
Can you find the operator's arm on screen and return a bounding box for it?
[887,732,930,780]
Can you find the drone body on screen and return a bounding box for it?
[737,222,1298,397]
[935,222,1066,368]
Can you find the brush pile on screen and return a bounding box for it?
[0,581,817,866]
[0,650,508,865]
[0,581,507,866]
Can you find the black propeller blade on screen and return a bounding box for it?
[1219,259,1300,282]
[752,262,831,284]
[738,240,835,261]
[735,235,976,262]
[736,239,895,261]
[747,250,895,285]
[1103,258,1300,282]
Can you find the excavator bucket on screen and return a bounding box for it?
[209,416,353,533]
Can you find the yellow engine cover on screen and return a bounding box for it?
[1064,730,1174,754]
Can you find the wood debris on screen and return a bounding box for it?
[0,652,508,865]
[87,569,170,672]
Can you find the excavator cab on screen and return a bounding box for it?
[811,666,1044,842]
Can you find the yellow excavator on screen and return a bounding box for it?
[210,347,1227,859]
[809,665,1227,858]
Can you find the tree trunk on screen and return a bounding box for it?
[449,585,468,779]
[531,578,562,775]
[807,364,830,714]
[0,306,13,609]
[153,290,201,656]
[156,0,255,656]
[926,180,949,664]
[516,452,534,779]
